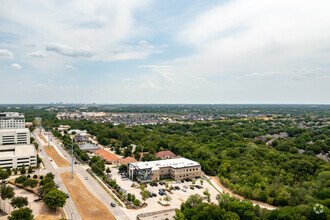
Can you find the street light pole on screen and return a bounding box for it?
[71,138,74,180]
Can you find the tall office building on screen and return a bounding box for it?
[0,112,37,169]
[0,112,25,129]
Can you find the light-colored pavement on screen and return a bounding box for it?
[33,128,130,220]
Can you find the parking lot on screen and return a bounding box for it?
[108,166,221,219]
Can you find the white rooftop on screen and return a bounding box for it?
[0,145,36,158]
[130,158,200,170]
[0,112,24,119]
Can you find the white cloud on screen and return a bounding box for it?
[28,51,46,57]
[175,0,330,79]
[65,65,76,70]
[139,40,154,49]
[0,49,14,59]
[46,42,93,57]
[11,63,22,69]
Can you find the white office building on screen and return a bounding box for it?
[0,112,25,129]
[0,145,37,168]
[0,112,37,168]
[0,128,30,145]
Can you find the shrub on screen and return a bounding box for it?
[27,175,30,178]
[39,176,43,179]
[33,175,38,179]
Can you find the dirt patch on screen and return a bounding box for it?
[38,134,48,143]
[178,198,184,202]
[211,176,277,209]
[60,172,115,220]
[35,204,65,220]
[43,145,70,167]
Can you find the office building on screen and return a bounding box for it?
[128,158,201,182]
[0,112,25,129]
[0,128,30,145]
[0,112,37,169]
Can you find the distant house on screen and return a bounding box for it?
[79,143,101,152]
[95,149,119,164]
[68,129,88,136]
[74,135,89,143]
[25,122,33,127]
[58,125,71,131]
[156,151,176,160]
[118,156,137,167]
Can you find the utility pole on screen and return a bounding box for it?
[48,126,50,147]
[71,138,74,180]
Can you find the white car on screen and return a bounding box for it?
[181,188,187,192]
[85,177,89,180]
[183,185,188,188]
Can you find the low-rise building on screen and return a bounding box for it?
[118,156,137,167]
[128,158,201,182]
[0,145,37,168]
[95,149,119,164]
[155,150,176,159]
[79,143,101,152]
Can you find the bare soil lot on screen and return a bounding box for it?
[38,134,48,143]
[35,204,66,220]
[43,145,70,167]
[60,172,115,220]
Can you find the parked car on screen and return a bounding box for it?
[195,185,202,189]
[181,180,185,183]
[152,193,157,197]
[174,186,180,190]
[65,193,69,198]
[190,186,195,190]
[85,177,89,180]
[183,185,188,189]
[181,188,187,192]
[55,184,59,188]
[111,202,116,207]
[154,183,158,186]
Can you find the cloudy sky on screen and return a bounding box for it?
[0,0,329,104]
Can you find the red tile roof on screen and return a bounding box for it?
[95,149,119,162]
[155,151,176,159]
[119,156,138,166]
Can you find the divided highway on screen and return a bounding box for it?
[33,128,130,220]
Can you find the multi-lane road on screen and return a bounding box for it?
[33,128,129,220]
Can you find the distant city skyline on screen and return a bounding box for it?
[1,0,330,104]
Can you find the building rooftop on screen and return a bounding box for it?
[155,150,176,158]
[95,149,119,162]
[119,156,138,166]
[79,143,101,151]
[130,158,200,170]
[0,145,36,158]
[0,112,24,119]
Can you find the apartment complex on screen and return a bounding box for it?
[128,158,201,182]
[0,112,37,169]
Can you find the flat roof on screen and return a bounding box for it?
[0,112,24,119]
[130,158,200,170]
[79,143,101,150]
[0,145,36,158]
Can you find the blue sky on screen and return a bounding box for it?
[0,0,329,104]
